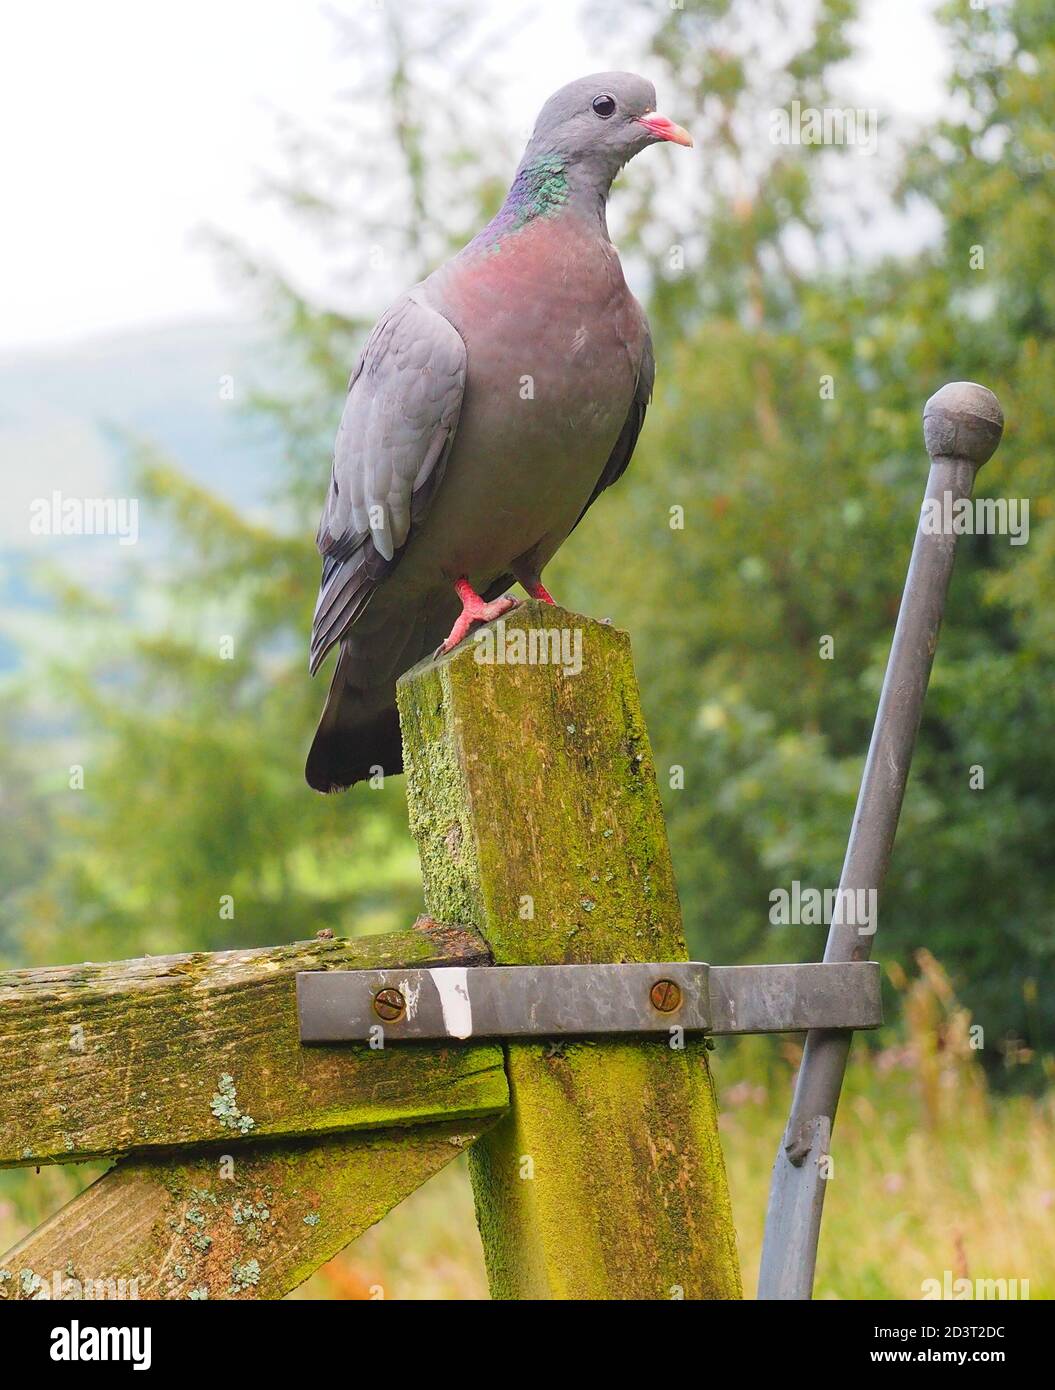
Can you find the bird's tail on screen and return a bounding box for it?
[305,647,404,793]
[305,580,510,793]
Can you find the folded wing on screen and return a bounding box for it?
[309,292,467,674]
[571,329,655,533]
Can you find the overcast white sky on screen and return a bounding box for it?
[1,0,947,354]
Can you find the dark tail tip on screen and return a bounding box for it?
[305,706,404,793]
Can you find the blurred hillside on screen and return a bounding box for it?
[0,321,286,679]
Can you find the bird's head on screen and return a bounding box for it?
[523,72,692,179]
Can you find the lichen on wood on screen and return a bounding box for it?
[0,918,507,1167]
[0,1117,498,1300]
[397,603,742,1299]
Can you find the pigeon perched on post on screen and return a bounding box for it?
[306,72,692,792]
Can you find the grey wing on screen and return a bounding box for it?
[309,291,466,675]
[571,328,655,532]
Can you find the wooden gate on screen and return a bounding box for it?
[1,608,741,1300]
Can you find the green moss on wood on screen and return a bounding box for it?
[398,667,482,931]
[1,1118,500,1300]
[400,606,688,965]
[0,919,506,1167]
[469,1037,740,1298]
[400,605,742,1299]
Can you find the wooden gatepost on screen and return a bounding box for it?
[0,605,740,1300]
[398,605,741,1299]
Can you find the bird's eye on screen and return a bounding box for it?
[591,94,616,119]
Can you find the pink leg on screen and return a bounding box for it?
[439,577,520,653]
[525,580,556,605]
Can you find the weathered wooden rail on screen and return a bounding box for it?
[1,922,506,1297]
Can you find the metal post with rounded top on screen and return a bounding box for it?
[757,382,1005,1300]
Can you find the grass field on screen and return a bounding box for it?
[3,954,1050,1300]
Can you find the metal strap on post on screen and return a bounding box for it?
[297,959,883,1042]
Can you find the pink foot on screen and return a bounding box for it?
[526,580,556,605]
[439,578,520,653]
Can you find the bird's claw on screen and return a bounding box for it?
[438,587,520,655]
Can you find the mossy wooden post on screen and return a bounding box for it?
[397,602,742,1299]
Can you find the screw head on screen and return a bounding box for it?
[373,987,406,1022]
[650,979,682,1013]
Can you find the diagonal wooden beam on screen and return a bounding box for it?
[0,919,507,1167]
[0,1116,498,1300]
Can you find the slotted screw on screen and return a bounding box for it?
[373,988,406,1022]
[650,979,682,1013]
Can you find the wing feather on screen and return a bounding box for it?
[309,292,466,674]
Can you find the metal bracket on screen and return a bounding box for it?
[296,960,882,1043]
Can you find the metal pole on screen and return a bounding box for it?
[757,382,1005,1300]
